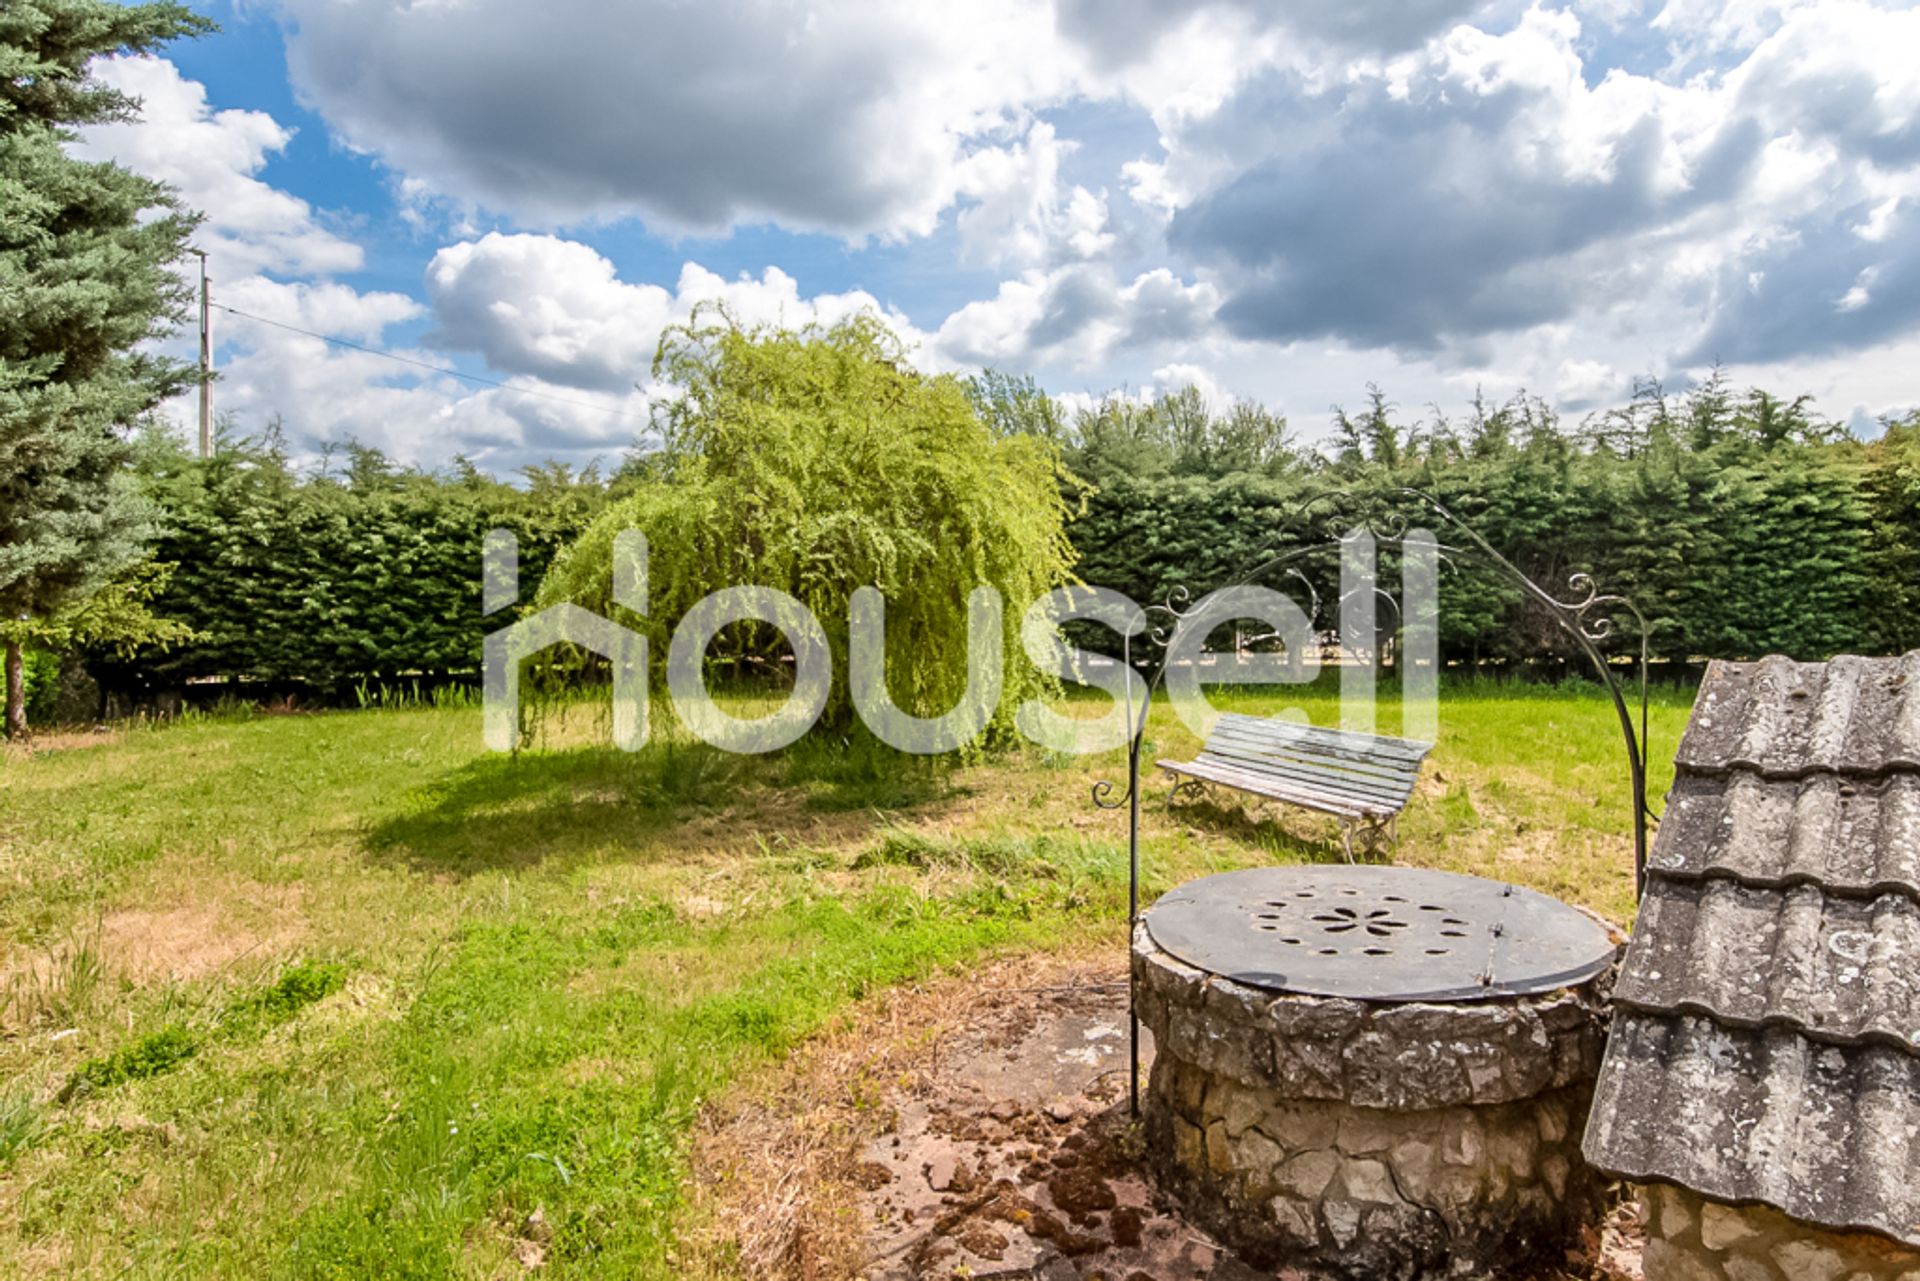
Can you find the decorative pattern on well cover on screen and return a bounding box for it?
[1583,653,1920,1247]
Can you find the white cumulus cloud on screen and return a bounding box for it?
[424,234,934,392]
[275,0,1084,239]
[71,55,360,279]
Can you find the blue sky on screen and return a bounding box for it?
[75,0,1920,469]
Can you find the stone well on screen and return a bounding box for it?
[1133,866,1621,1280]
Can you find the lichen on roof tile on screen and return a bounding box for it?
[1585,1013,1920,1246]
[1615,878,1920,1052]
[1586,651,1920,1245]
[1653,772,1920,898]
[1676,652,1920,777]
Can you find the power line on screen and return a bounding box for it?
[211,302,645,422]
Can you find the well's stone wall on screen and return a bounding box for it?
[1639,1185,1920,1281]
[1134,921,1614,1279]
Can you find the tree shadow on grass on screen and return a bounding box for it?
[781,733,967,813]
[1155,789,1359,866]
[360,742,763,876]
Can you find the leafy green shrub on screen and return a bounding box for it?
[103,429,614,698]
[59,1025,198,1101]
[1863,413,1920,655]
[21,648,61,725]
[1065,406,1884,666]
[99,354,1919,706]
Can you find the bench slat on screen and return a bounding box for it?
[1199,731,1420,787]
[1159,759,1384,818]
[1213,710,1428,760]
[1190,745,1420,795]
[1216,712,1433,755]
[1159,760,1374,810]
[1210,717,1433,768]
[1204,738,1428,782]
[1192,750,1413,807]
[1167,752,1397,802]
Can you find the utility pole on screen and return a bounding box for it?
[192,248,212,458]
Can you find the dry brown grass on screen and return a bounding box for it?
[682,941,1649,1281]
[98,885,306,985]
[0,728,123,758]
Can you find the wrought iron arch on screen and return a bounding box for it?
[1089,487,1657,1116]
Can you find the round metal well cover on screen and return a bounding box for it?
[1143,866,1616,1001]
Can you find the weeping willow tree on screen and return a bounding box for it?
[537,311,1079,743]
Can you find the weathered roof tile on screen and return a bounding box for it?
[1654,772,1920,898]
[1676,653,1920,776]
[1585,1014,1920,1245]
[1614,879,1920,1053]
[1585,651,1920,1246]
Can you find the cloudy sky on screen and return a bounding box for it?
[78,0,1920,470]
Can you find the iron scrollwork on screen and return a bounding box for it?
[1085,486,1659,1117]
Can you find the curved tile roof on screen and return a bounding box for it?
[1654,773,1920,898]
[1585,652,1920,1248]
[1675,652,1920,777]
[1613,878,1920,1052]
[1586,1016,1920,1244]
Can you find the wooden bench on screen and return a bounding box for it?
[1157,714,1434,860]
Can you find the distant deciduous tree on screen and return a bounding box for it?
[540,313,1078,740]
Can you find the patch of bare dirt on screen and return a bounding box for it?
[98,885,305,983]
[687,952,1647,1281]
[0,727,123,759]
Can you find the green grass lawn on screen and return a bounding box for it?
[0,675,1694,1278]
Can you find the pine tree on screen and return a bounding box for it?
[0,0,210,736]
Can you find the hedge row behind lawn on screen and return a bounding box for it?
[58,370,1920,718]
